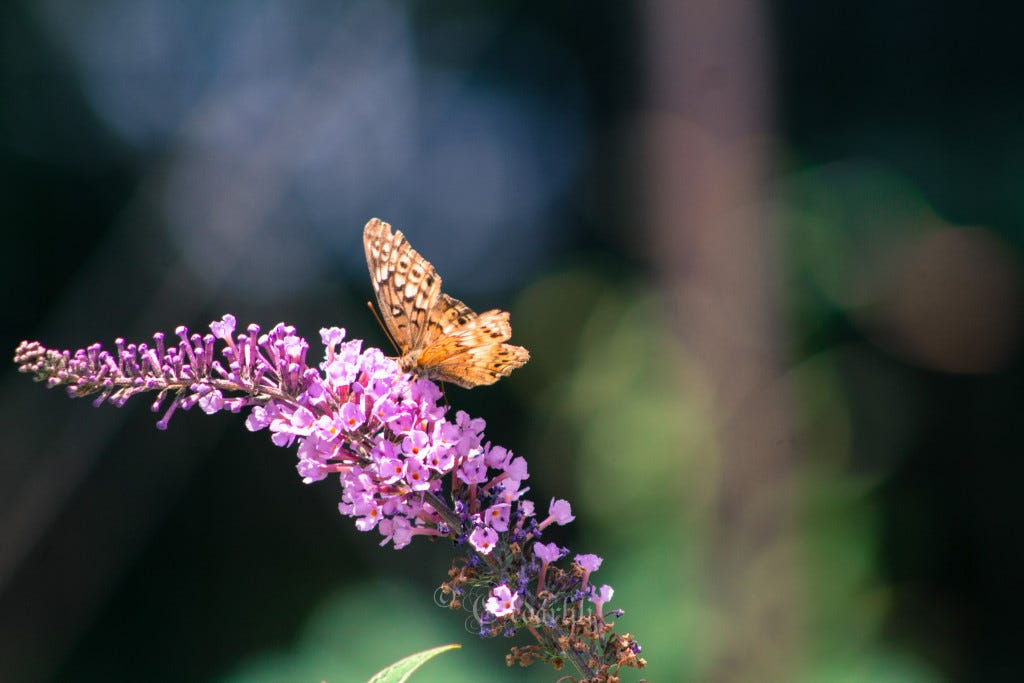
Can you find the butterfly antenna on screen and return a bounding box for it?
[366,301,401,355]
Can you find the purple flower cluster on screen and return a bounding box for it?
[241,322,543,550]
[14,315,645,680]
[11,316,317,429]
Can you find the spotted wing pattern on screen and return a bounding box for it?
[418,309,530,388]
[362,218,529,388]
[363,217,443,353]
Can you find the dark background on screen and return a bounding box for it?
[2,2,1022,681]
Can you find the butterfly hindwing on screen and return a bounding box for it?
[431,343,531,388]
[418,309,528,387]
[418,309,511,365]
[423,293,477,345]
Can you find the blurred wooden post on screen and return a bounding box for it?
[643,1,802,681]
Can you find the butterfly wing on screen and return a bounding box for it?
[363,218,444,353]
[417,309,530,388]
[430,344,531,388]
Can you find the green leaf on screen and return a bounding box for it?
[365,644,462,683]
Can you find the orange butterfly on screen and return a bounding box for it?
[363,218,530,388]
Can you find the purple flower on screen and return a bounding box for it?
[404,458,432,491]
[422,442,455,472]
[297,457,328,485]
[355,502,383,531]
[197,388,225,414]
[378,515,413,549]
[589,584,614,618]
[484,444,510,469]
[485,584,519,617]
[210,313,237,340]
[484,503,511,532]
[533,541,563,564]
[538,498,575,530]
[319,326,345,348]
[469,526,499,555]
[504,456,529,485]
[457,455,488,485]
[575,553,603,573]
[339,402,365,431]
[401,429,430,459]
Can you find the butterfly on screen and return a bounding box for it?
[363,218,530,389]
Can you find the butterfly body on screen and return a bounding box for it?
[363,218,530,389]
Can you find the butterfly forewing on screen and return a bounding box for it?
[362,218,529,388]
[363,218,443,353]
